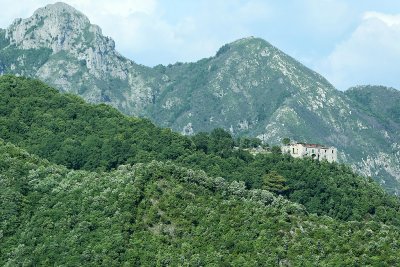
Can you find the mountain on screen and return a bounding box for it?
[2,138,400,265]
[0,2,160,115]
[0,2,399,193]
[3,75,400,226]
[346,85,400,126]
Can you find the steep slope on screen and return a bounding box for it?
[2,139,400,265]
[343,85,400,190]
[346,85,400,126]
[0,2,160,115]
[0,75,195,171]
[151,38,400,193]
[0,2,399,193]
[151,37,337,136]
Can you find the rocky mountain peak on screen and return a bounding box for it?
[5,2,114,56]
[34,2,86,19]
[230,36,273,49]
[2,1,127,83]
[214,36,336,98]
[216,36,276,59]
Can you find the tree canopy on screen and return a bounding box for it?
[1,75,399,226]
[1,140,400,266]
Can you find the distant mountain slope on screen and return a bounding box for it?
[346,85,400,126]
[149,37,323,134]
[0,2,399,193]
[2,139,400,265]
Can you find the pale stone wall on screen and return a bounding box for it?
[282,143,337,163]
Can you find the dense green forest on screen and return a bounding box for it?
[1,75,399,223]
[2,140,400,266]
[1,75,400,265]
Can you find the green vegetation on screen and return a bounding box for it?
[1,75,400,264]
[2,7,399,194]
[346,85,400,124]
[2,140,400,266]
[282,137,291,145]
[215,43,230,57]
[1,75,400,226]
[262,171,288,194]
[0,29,9,50]
[0,75,195,170]
[0,46,51,75]
[236,136,264,148]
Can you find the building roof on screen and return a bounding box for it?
[289,142,335,149]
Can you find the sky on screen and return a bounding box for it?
[1,0,400,90]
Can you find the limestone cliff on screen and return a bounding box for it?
[2,2,160,115]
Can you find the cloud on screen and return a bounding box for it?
[0,0,187,65]
[0,1,46,27]
[0,0,154,27]
[87,0,273,66]
[317,12,400,90]
[363,12,400,26]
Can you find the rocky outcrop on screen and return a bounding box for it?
[3,2,159,115]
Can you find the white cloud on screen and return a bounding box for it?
[363,12,400,27]
[87,0,273,66]
[0,1,46,27]
[0,0,178,64]
[317,12,400,90]
[59,0,163,62]
[0,0,155,26]
[61,0,217,65]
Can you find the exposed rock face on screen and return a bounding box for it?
[6,2,118,77]
[0,2,399,194]
[345,85,400,191]
[2,2,159,115]
[7,3,97,51]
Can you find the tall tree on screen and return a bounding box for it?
[262,171,289,195]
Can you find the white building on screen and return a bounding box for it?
[282,143,337,163]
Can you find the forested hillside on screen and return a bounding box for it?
[2,3,400,265]
[2,139,400,266]
[1,75,400,226]
[1,2,399,193]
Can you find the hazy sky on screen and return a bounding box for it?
[1,0,400,90]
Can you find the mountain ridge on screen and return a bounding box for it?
[0,2,399,193]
